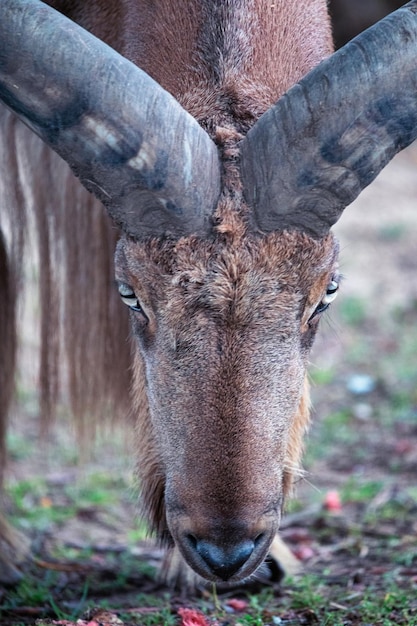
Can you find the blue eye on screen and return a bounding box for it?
[309,279,339,322]
[321,279,339,306]
[118,283,142,312]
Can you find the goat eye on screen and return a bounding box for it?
[309,279,339,322]
[322,279,339,305]
[118,282,142,312]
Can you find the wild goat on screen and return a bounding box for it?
[0,0,417,588]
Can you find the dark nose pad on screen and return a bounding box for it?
[191,537,255,581]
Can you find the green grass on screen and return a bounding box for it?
[338,296,368,326]
[309,366,336,386]
[340,478,383,504]
[8,478,77,530]
[1,571,88,623]
[2,515,417,625]
[378,223,408,241]
[7,471,134,534]
[358,587,417,626]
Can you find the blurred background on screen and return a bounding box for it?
[329,0,407,47]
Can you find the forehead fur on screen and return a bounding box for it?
[119,229,338,325]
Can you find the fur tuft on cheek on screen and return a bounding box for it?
[282,376,311,500]
[132,351,169,541]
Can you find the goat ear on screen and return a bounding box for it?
[241,1,417,238]
[0,0,220,240]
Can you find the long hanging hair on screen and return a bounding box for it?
[0,109,133,474]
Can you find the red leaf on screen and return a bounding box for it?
[178,607,210,626]
[226,598,248,612]
[324,490,342,512]
[292,543,315,561]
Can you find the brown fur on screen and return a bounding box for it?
[116,224,338,581]
[0,0,334,585]
[0,111,132,440]
[46,0,332,128]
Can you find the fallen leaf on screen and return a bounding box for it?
[226,598,248,612]
[324,490,342,512]
[178,607,210,626]
[81,608,124,625]
[394,439,414,454]
[292,543,315,561]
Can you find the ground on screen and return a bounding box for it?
[1,144,416,625]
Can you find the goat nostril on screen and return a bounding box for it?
[194,538,255,581]
[254,532,265,547]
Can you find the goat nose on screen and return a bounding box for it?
[190,537,255,581]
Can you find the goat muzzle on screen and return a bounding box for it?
[168,511,279,583]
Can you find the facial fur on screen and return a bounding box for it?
[115,225,338,580]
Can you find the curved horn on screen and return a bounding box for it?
[241,1,417,238]
[0,0,221,239]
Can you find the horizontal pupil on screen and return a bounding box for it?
[327,281,339,294]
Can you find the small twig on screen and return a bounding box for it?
[0,605,46,616]
[34,557,95,573]
[329,601,349,611]
[63,540,128,553]
[119,607,166,614]
[211,583,222,613]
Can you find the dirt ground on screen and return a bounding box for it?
[1,144,417,625]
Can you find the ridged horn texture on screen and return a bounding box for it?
[241,0,417,238]
[0,0,221,239]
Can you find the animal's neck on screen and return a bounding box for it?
[44,0,333,214]
[46,0,333,129]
